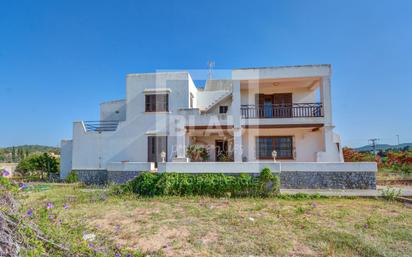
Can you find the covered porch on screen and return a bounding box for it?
[241,124,325,162]
[182,126,235,162]
[174,123,339,163]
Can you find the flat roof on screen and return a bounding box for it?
[234,64,331,71]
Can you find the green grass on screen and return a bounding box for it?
[377,169,412,180]
[15,183,412,257]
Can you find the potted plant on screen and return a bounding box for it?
[186,145,209,162]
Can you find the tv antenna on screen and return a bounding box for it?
[207,60,215,80]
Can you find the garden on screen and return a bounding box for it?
[1,148,412,256]
[1,170,412,257]
[343,148,412,181]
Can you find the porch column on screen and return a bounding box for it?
[232,80,243,162]
[320,76,332,125]
[174,114,189,162]
[176,128,188,158]
[234,128,243,162]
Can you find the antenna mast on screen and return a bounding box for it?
[207,60,215,80]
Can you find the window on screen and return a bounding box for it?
[219,106,228,114]
[145,94,169,112]
[256,136,293,159]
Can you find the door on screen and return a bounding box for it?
[263,95,274,118]
[148,136,168,164]
[215,140,228,161]
[257,94,274,118]
[273,93,292,118]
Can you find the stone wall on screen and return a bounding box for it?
[74,169,376,190]
[280,171,376,189]
[75,170,141,184]
[107,170,141,184]
[75,170,108,185]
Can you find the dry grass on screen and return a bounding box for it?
[19,184,412,257]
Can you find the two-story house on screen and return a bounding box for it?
[60,65,376,188]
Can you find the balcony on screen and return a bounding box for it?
[83,120,119,132]
[241,103,323,119]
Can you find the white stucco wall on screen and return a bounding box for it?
[188,74,198,108]
[206,97,233,115]
[60,140,73,179]
[100,99,126,121]
[65,65,343,172]
[240,86,317,105]
[158,162,377,173]
[71,72,193,170]
[158,162,281,173]
[242,128,323,162]
[197,90,231,111]
[233,65,331,80]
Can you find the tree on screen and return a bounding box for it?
[16,153,60,179]
[11,147,16,162]
[37,153,59,178]
[17,148,24,162]
[16,155,37,177]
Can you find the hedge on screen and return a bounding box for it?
[113,167,280,197]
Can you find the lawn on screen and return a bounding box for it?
[15,183,412,257]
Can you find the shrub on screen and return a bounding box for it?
[277,192,326,200]
[65,171,79,183]
[117,168,280,197]
[258,167,280,197]
[16,153,59,179]
[127,172,160,196]
[216,151,234,162]
[0,175,12,189]
[397,163,412,174]
[186,145,209,162]
[381,188,401,201]
[0,175,18,191]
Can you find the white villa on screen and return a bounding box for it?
[60,65,376,188]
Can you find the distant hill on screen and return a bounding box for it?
[0,145,60,163]
[354,143,412,152]
[1,144,59,153]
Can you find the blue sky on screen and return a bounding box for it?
[1,0,411,147]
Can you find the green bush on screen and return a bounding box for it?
[276,192,326,200]
[186,145,209,162]
[16,153,59,179]
[117,168,280,197]
[397,164,412,174]
[0,175,12,189]
[0,176,18,191]
[65,171,79,183]
[381,188,401,201]
[258,167,280,197]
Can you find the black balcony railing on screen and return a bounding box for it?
[241,103,323,119]
[83,121,119,132]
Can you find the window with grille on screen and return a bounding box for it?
[219,106,228,114]
[256,136,293,159]
[145,94,169,112]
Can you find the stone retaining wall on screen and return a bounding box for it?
[280,171,376,189]
[107,170,141,184]
[75,170,108,185]
[75,170,141,184]
[74,168,376,190]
